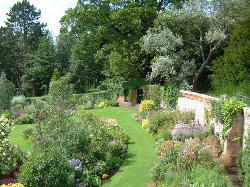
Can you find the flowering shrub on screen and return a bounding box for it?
[156,140,183,157]
[147,110,195,135]
[141,118,149,129]
[172,121,207,141]
[139,100,155,113]
[98,99,119,108]
[0,117,17,175]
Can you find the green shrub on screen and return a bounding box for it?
[154,129,172,142]
[238,130,250,186]
[0,72,16,111]
[0,117,17,175]
[139,100,155,113]
[148,110,194,135]
[188,167,231,186]
[14,114,34,125]
[143,85,163,108]
[151,147,181,181]
[221,97,246,139]
[11,95,26,109]
[18,148,74,187]
[164,84,180,109]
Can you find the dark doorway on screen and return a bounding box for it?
[137,89,143,103]
[124,89,129,102]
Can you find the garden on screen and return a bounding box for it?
[0,0,250,186]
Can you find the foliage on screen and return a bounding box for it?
[123,78,148,90]
[212,13,250,97]
[154,129,173,142]
[147,110,195,135]
[13,114,34,125]
[211,98,224,123]
[98,99,119,108]
[128,89,134,104]
[98,77,124,100]
[221,97,247,139]
[48,68,61,95]
[139,100,155,113]
[22,35,56,96]
[11,95,26,109]
[164,84,180,109]
[237,130,250,186]
[0,117,17,175]
[144,85,163,108]
[18,148,75,187]
[142,0,245,90]
[172,121,208,141]
[156,140,183,157]
[73,90,112,108]
[0,72,16,111]
[188,166,231,186]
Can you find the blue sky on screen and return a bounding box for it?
[0,0,77,36]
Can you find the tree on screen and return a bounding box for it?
[21,35,56,96]
[211,13,250,96]
[0,72,16,111]
[58,0,185,92]
[0,0,47,90]
[142,0,246,90]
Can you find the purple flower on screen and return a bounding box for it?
[172,120,207,140]
[69,159,82,171]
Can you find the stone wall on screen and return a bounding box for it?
[243,107,250,148]
[177,90,217,125]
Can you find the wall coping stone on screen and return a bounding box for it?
[180,90,218,104]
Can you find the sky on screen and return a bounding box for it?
[0,0,77,36]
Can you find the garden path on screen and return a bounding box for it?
[91,107,157,187]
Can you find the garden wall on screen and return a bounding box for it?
[177,91,250,148]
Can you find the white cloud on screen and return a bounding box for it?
[0,0,76,36]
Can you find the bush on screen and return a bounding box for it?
[0,183,24,187]
[143,85,163,108]
[0,117,17,175]
[151,147,181,182]
[188,167,231,186]
[13,114,34,125]
[238,130,250,186]
[98,99,119,108]
[164,84,180,109]
[154,129,173,142]
[0,72,16,111]
[11,95,26,109]
[172,121,208,141]
[147,110,195,135]
[18,148,75,187]
[139,100,155,113]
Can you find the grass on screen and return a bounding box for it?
[91,107,157,187]
[9,124,35,152]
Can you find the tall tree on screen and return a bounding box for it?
[0,0,47,90]
[21,35,56,96]
[142,0,246,91]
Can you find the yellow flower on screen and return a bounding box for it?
[141,118,149,129]
[102,174,108,179]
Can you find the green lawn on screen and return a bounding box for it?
[91,107,157,187]
[9,124,35,152]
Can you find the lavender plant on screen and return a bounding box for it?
[172,121,207,141]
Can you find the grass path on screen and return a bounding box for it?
[9,124,35,152]
[91,107,157,187]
